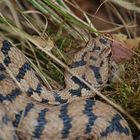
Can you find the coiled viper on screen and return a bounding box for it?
[0,36,133,140]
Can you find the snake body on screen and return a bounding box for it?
[0,36,133,140]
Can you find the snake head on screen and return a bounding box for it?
[96,35,113,59]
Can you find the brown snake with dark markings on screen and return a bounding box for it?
[0,36,133,140]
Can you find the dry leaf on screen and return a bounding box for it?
[126,37,140,49]
[112,33,127,42]
[111,38,133,64]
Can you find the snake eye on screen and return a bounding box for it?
[99,37,107,44]
[99,34,113,47]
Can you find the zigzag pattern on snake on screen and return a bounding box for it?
[0,36,133,140]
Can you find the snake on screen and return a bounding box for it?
[0,35,133,140]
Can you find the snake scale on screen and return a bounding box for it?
[0,36,133,140]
